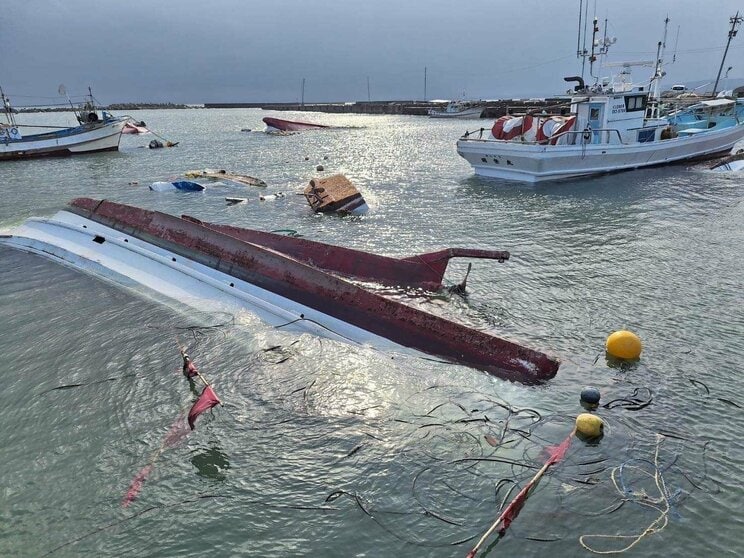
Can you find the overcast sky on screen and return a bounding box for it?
[1,0,742,105]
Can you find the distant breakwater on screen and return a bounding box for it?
[13,99,560,118]
[204,100,561,118]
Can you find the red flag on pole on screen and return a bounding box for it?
[465,429,576,558]
[188,385,221,430]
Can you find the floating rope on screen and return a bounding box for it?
[579,434,675,554]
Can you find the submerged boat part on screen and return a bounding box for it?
[710,150,744,171]
[262,117,329,132]
[184,169,267,187]
[304,174,368,214]
[2,198,559,383]
[149,180,205,192]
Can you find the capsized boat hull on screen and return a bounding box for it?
[182,216,510,291]
[6,198,557,382]
[262,117,328,131]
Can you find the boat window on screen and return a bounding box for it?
[624,95,647,112]
[637,128,655,143]
[590,108,601,120]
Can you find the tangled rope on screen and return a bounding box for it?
[579,434,678,554]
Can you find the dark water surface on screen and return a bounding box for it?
[1,109,742,557]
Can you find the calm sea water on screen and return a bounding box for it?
[0,109,742,557]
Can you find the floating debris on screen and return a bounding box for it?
[149,180,205,192]
[303,174,368,215]
[259,192,285,201]
[184,169,267,187]
[148,139,179,149]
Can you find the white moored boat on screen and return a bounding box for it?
[429,100,484,119]
[457,16,744,183]
[0,87,126,161]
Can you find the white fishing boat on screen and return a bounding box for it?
[429,100,483,119]
[0,86,126,161]
[457,15,744,183]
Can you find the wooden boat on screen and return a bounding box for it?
[262,116,328,132]
[304,174,368,214]
[184,169,267,187]
[181,215,510,291]
[1,198,559,383]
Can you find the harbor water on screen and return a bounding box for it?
[1,109,742,557]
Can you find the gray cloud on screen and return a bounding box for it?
[2,0,742,104]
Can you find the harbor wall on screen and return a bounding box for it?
[203,100,561,118]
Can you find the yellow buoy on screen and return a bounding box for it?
[575,413,604,438]
[606,330,642,360]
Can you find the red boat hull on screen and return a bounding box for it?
[183,216,510,291]
[262,117,328,131]
[69,198,559,383]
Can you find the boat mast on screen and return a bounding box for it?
[0,85,16,126]
[587,17,616,84]
[647,17,670,119]
[712,11,742,95]
[577,0,590,81]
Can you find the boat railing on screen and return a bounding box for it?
[461,127,489,140]
[461,127,626,145]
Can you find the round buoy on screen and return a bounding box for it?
[606,330,642,360]
[316,165,324,171]
[580,386,601,410]
[575,413,603,438]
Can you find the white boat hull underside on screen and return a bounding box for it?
[0,120,125,160]
[0,211,408,354]
[457,124,744,183]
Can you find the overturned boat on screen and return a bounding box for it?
[304,174,368,215]
[184,169,267,187]
[182,215,510,291]
[263,116,328,132]
[0,198,559,383]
